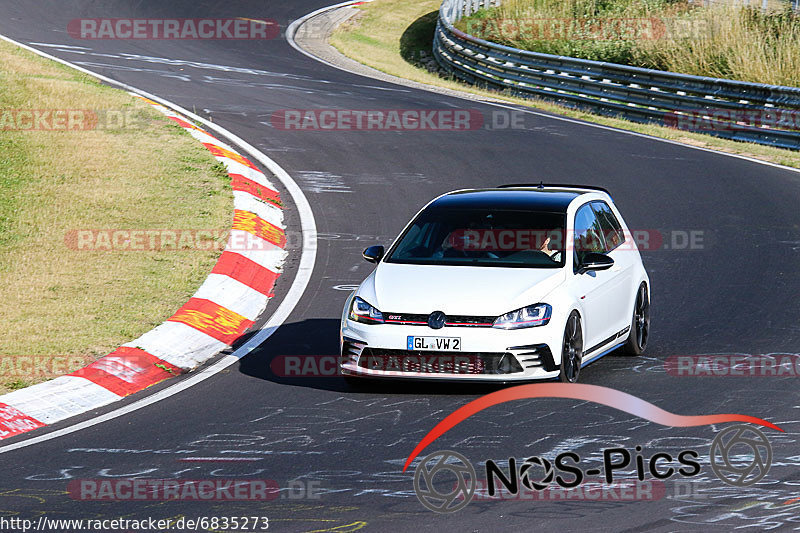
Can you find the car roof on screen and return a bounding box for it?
[428,186,608,213]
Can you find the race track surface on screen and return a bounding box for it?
[0,1,799,531]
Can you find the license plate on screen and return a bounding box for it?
[407,336,461,351]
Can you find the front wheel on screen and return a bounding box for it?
[559,311,583,383]
[621,283,650,356]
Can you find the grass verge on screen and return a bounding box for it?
[458,0,800,87]
[0,39,232,393]
[329,0,800,168]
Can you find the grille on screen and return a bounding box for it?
[383,313,495,327]
[358,348,523,375]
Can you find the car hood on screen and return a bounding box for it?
[358,262,566,316]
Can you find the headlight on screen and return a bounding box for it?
[349,296,384,324]
[493,303,551,329]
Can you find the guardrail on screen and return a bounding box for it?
[433,0,800,150]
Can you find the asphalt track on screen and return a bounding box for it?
[1,1,799,531]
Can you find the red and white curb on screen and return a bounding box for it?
[0,96,287,440]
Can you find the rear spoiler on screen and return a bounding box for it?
[496,183,611,195]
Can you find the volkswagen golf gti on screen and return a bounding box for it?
[339,185,650,383]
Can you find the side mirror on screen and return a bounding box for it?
[579,252,614,273]
[362,245,385,264]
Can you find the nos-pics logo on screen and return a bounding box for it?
[404,385,782,513]
[413,425,773,513]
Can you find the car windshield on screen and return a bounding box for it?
[386,208,567,268]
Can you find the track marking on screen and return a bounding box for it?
[177,457,263,462]
[27,42,90,49]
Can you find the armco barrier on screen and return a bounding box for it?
[0,96,287,439]
[433,0,800,150]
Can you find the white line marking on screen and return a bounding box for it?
[177,457,263,462]
[28,42,91,49]
[0,33,318,454]
[286,1,800,176]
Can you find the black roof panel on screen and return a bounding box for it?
[429,188,586,212]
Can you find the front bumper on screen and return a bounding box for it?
[340,319,562,381]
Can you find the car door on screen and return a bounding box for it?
[591,201,634,337]
[571,202,622,352]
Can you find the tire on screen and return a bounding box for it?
[559,311,583,383]
[621,282,650,356]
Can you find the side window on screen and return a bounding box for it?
[591,201,626,253]
[573,203,606,271]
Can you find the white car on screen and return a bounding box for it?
[339,185,650,383]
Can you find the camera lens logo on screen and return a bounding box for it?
[710,425,772,486]
[413,450,476,513]
[519,456,554,490]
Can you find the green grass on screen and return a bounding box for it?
[4,379,31,391]
[0,137,30,249]
[0,39,233,393]
[458,0,800,86]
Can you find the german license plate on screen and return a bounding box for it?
[407,336,461,351]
